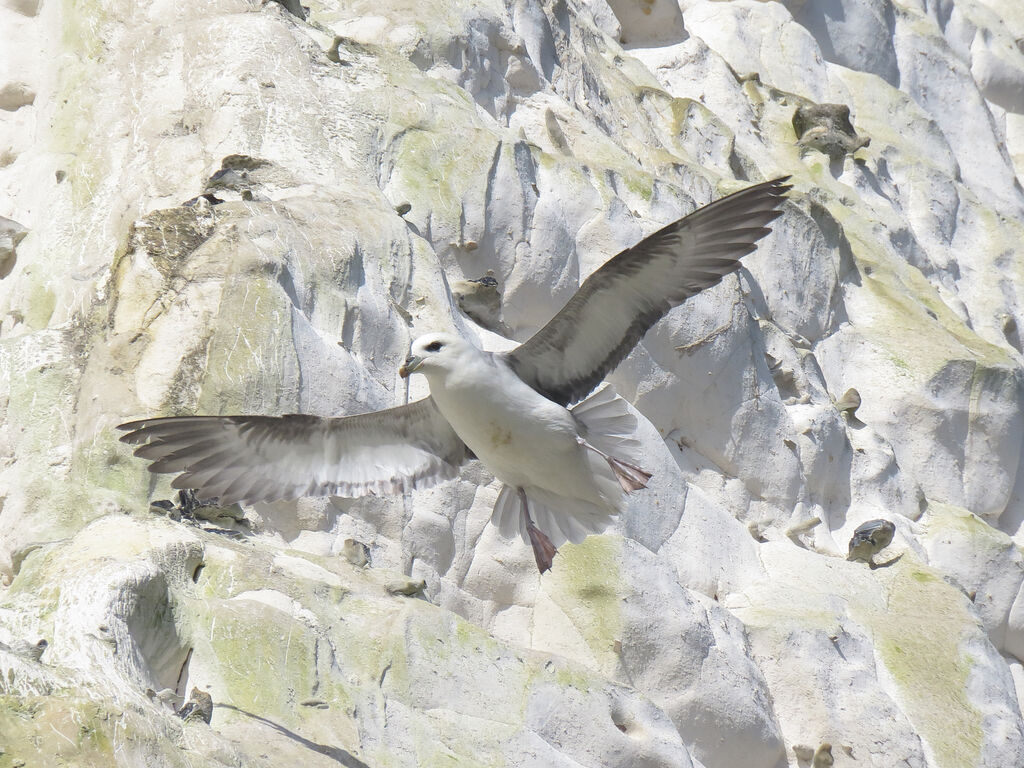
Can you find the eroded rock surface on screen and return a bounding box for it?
[2,0,1024,765]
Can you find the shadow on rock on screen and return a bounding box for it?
[216,703,369,768]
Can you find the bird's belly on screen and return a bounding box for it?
[431,380,598,496]
[472,418,579,489]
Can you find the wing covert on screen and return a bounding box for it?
[505,177,791,405]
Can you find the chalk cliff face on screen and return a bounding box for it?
[2,0,1024,765]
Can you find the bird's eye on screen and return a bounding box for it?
[425,341,443,352]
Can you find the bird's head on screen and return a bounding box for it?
[399,332,466,378]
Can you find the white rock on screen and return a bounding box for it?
[2,0,1024,764]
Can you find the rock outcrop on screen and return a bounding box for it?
[2,0,1024,765]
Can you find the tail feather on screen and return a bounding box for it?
[571,384,644,465]
[490,484,615,549]
[488,386,650,567]
[493,485,522,540]
[523,487,615,547]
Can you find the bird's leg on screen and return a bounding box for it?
[519,488,556,574]
[578,438,653,493]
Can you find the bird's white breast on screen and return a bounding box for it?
[425,353,597,496]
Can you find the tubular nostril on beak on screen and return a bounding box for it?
[399,354,420,379]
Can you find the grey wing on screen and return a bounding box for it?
[504,177,791,406]
[117,397,470,506]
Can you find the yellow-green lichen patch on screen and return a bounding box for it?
[923,502,1015,551]
[947,192,1024,323]
[656,94,737,171]
[728,550,852,635]
[835,68,953,176]
[864,262,1007,371]
[852,558,983,768]
[730,598,842,637]
[70,342,169,508]
[200,597,317,717]
[324,595,411,689]
[181,544,370,744]
[541,108,677,205]
[193,543,352,620]
[383,118,496,218]
[23,279,57,330]
[0,695,111,767]
[52,0,129,212]
[2,542,65,616]
[549,658,596,692]
[197,270,297,415]
[543,535,624,675]
[733,544,988,767]
[49,70,105,209]
[4,271,172,535]
[0,693,188,768]
[0,330,103,537]
[826,204,1013,382]
[623,169,656,201]
[450,610,502,660]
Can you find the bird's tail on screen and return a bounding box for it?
[490,385,650,551]
[492,484,616,550]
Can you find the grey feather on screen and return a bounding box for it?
[505,177,790,405]
[118,398,470,506]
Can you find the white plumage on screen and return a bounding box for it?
[119,177,790,572]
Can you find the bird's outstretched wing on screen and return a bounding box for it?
[504,177,791,405]
[117,397,470,506]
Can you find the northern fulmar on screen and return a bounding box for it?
[118,177,790,573]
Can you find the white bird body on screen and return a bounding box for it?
[414,338,619,509]
[118,177,791,573]
[397,332,648,568]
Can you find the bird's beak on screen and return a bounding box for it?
[399,355,423,378]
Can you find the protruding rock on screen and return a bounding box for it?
[602,0,685,47]
[0,215,28,279]
[0,82,35,111]
[146,687,184,711]
[793,744,815,762]
[0,637,47,661]
[341,538,370,567]
[149,490,246,529]
[203,155,293,201]
[834,388,861,419]
[1,0,42,16]
[812,742,834,768]
[268,0,305,20]
[544,108,571,153]
[786,516,821,547]
[149,499,180,521]
[385,578,426,597]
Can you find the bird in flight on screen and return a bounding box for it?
[119,177,790,573]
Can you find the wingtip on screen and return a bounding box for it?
[117,417,164,436]
[766,175,793,195]
[118,426,149,444]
